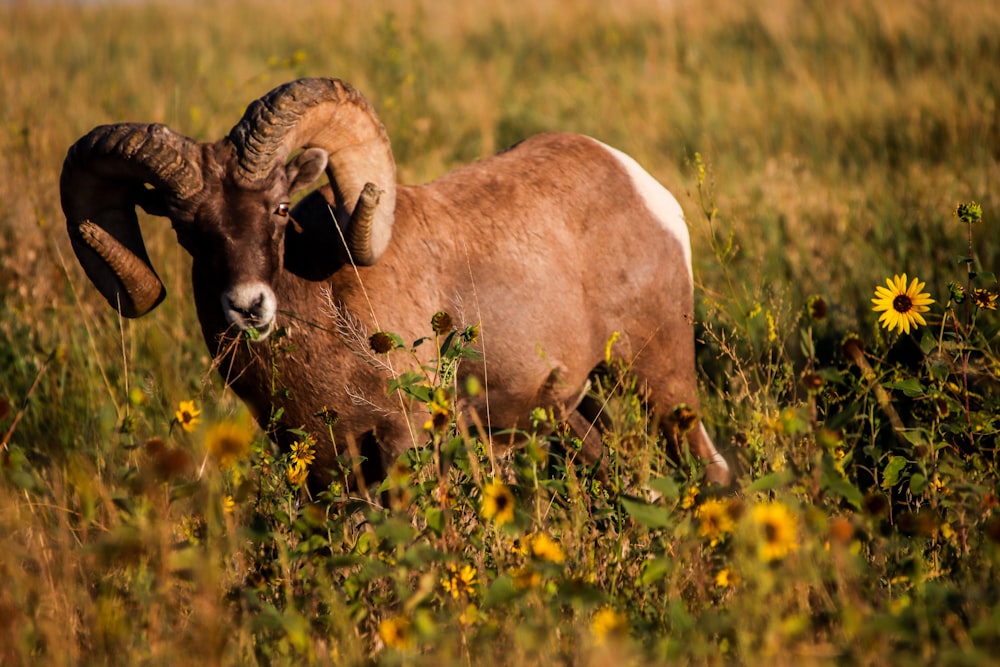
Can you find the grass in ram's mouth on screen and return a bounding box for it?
[1,0,999,664]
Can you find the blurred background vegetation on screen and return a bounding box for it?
[1,0,998,664]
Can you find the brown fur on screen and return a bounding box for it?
[61,79,729,492]
[198,133,721,489]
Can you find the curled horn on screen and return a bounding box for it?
[61,123,203,317]
[228,78,397,265]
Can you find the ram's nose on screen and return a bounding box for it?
[222,282,277,340]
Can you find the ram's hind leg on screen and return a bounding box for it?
[630,348,730,486]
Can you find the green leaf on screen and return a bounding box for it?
[647,476,681,501]
[620,496,672,529]
[900,429,929,447]
[640,557,671,585]
[799,328,815,360]
[820,471,863,510]
[425,507,446,535]
[881,456,909,489]
[887,378,924,397]
[909,473,928,495]
[374,517,418,545]
[483,575,519,608]
[293,534,329,555]
[747,470,794,493]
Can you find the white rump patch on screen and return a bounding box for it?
[592,139,693,280]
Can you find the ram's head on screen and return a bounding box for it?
[61,78,394,339]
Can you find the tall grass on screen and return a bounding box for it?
[1,0,999,664]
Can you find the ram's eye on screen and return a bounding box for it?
[275,203,290,217]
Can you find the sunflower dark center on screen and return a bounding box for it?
[765,522,780,542]
[892,295,913,313]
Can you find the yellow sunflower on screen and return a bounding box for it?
[751,502,799,562]
[972,288,998,311]
[290,439,316,468]
[871,274,935,335]
[525,532,566,563]
[715,568,740,588]
[205,420,251,468]
[695,498,736,546]
[175,400,202,433]
[591,607,627,646]
[442,563,477,599]
[378,615,413,650]
[481,480,515,526]
[286,461,309,486]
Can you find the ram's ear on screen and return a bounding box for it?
[286,148,328,195]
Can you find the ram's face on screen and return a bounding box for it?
[171,148,328,341]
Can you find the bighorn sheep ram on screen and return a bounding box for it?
[61,77,730,488]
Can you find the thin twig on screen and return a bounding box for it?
[1,350,54,451]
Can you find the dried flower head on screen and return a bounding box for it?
[799,371,824,394]
[806,295,828,322]
[368,331,395,354]
[863,492,890,518]
[842,334,865,362]
[431,311,453,335]
[314,406,340,426]
[146,437,193,481]
[828,516,855,546]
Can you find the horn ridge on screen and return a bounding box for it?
[228,77,375,182]
[61,122,202,319]
[228,77,397,264]
[64,123,202,199]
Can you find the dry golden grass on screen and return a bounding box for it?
[1,0,999,664]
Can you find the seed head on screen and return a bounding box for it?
[431,311,454,335]
[368,331,394,354]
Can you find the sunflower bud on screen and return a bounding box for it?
[806,295,827,322]
[431,311,453,335]
[842,334,865,364]
[799,371,824,394]
[948,282,966,304]
[955,201,982,224]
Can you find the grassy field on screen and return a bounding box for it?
[1,0,999,664]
